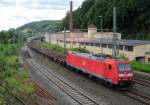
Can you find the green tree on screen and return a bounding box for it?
[60,0,150,40]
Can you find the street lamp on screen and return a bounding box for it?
[99,16,103,54]
[64,27,66,53]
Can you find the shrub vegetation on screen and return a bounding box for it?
[0,29,34,104]
[131,61,150,73]
[61,0,150,40]
[42,41,89,54]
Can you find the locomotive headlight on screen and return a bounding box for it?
[119,74,125,77]
[127,73,133,77]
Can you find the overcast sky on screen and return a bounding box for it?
[0,0,84,31]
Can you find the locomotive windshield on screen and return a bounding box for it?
[118,64,131,71]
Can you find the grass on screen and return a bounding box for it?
[42,41,65,54]
[42,41,89,54]
[131,61,150,73]
[71,47,89,53]
[5,56,18,65]
[0,44,35,104]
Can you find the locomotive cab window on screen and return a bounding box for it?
[108,64,112,70]
[118,64,131,71]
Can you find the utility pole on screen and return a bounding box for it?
[40,37,44,63]
[99,16,103,54]
[64,27,66,53]
[21,32,23,64]
[112,7,119,58]
[18,32,23,65]
[49,32,51,48]
[69,1,73,32]
[18,32,21,64]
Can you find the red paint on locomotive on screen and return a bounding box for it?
[66,51,133,86]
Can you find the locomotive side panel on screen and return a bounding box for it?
[90,60,105,79]
[103,61,118,84]
[66,53,113,82]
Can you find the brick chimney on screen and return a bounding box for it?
[69,1,73,32]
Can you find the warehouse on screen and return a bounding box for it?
[78,39,150,61]
[46,24,150,62]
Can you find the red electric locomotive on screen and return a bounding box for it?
[66,51,133,87]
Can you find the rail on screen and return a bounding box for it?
[125,90,150,105]
[27,58,100,105]
[134,73,150,87]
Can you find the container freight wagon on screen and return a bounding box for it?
[66,51,133,86]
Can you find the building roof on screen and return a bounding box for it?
[79,39,150,46]
[88,24,97,28]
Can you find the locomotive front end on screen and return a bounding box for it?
[117,63,134,87]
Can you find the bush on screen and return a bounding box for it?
[42,41,66,54]
[0,57,6,67]
[0,44,18,56]
[71,48,89,53]
[0,44,34,104]
[42,41,90,54]
[131,61,150,73]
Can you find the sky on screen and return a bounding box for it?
[0,0,84,31]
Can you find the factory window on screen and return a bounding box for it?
[80,42,84,45]
[148,58,150,62]
[90,43,94,46]
[85,43,90,46]
[82,43,85,45]
[95,43,100,47]
[102,44,107,48]
[125,46,133,52]
[119,45,123,50]
[108,44,112,48]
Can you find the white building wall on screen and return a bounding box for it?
[88,28,97,38]
[134,44,150,57]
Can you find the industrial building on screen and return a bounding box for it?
[45,24,150,62]
[78,39,150,61]
[87,24,121,39]
[54,36,150,62]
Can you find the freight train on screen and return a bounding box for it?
[66,51,133,87]
[27,37,133,87]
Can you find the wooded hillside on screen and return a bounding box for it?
[61,0,150,40]
[18,20,61,33]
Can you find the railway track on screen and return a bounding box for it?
[4,82,27,105]
[15,97,26,105]
[34,82,57,105]
[134,73,150,87]
[27,44,150,105]
[125,90,150,105]
[27,58,100,105]
[5,93,26,105]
